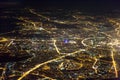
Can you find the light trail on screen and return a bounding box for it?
[6,40,13,47]
[17,17,37,30]
[30,73,56,80]
[17,17,51,34]
[40,74,56,80]
[53,39,86,54]
[29,9,50,21]
[92,57,98,74]
[18,48,85,80]
[81,38,90,47]
[110,47,118,78]
[107,19,120,78]
[81,32,111,48]
[18,39,85,80]
[53,39,61,54]
[0,37,8,42]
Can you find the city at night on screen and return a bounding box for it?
[0,0,120,80]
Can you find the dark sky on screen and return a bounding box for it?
[0,0,119,5]
[24,0,120,10]
[0,0,120,10]
[23,0,120,6]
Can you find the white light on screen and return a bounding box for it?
[69,40,76,44]
[39,27,44,30]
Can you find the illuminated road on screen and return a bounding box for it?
[0,8,120,80]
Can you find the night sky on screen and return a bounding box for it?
[26,0,120,8]
[0,0,120,12]
[0,0,120,7]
